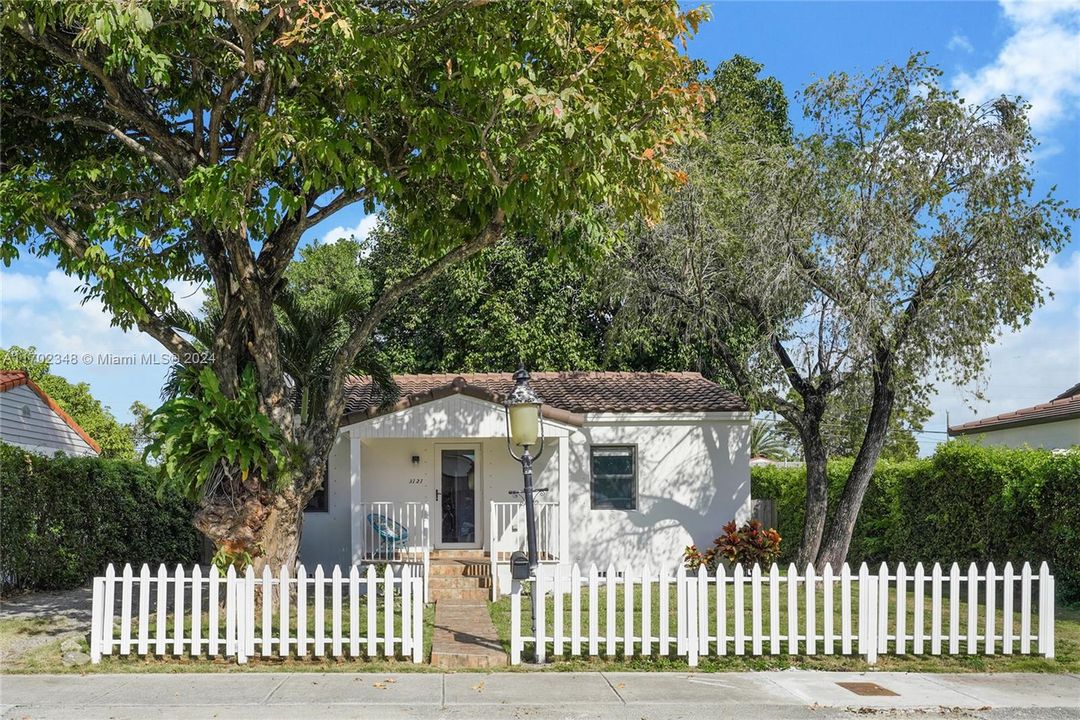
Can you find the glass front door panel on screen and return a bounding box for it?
[440,450,476,544]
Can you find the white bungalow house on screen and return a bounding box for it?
[948,382,1080,451]
[299,371,751,598]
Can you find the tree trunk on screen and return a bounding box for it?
[195,482,304,573]
[816,365,896,566]
[797,421,829,567]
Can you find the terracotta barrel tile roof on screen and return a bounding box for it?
[343,371,747,423]
[948,382,1080,436]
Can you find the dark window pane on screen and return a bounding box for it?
[590,446,636,510]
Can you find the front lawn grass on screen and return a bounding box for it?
[488,583,1080,673]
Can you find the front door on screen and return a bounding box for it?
[436,447,481,548]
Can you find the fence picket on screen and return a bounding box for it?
[913,562,925,655]
[170,565,183,656]
[751,564,763,655]
[931,563,943,655]
[877,563,889,655]
[191,565,202,657]
[155,564,167,656]
[137,565,150,655]
[1038,562,1051,656]
[658,566,669,656]
[984,562,996,656]
[675,565,686,655]
[120,564,133,655]
[225,566,236,658]
[90,576,104,662]
[332,566,343,658]
[412,575,424,663]
[895,562,906,655]
[1002,562,1014,655]
[1020,562,1032,654]
[279,565,290,657]
[366,565,377,657]
[571,564,582,656]
[641,563,652,657]
[716,565,727,656]
[949,563,961,655]
[383,565,394,657]
[787,563,798,655]
[697,565,709,656]
[822,563,834,655]
[244,565,255,658]
[967,562,978,655]
[841,563,852,655]
[314,565,326,657]
[769,563,780,654]
[401,565,412,660]
[605,564,616,657]
[686,569,699,668]
[554,566,564,657]
[209,565,220,657]
[866,574,879,665]
[349,566,360,657]
[857,563,869,658]
[103,564,116,656]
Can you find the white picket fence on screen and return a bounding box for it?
[510,561,1056,666]
[90,563,425,664]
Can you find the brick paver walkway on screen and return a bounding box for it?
[430,599,507,668]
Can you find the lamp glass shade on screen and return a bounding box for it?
[508,402,541,447]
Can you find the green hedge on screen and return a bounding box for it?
[752,443,1080,603]
[0,443,200,593]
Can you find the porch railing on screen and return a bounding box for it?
[489,500,559,600]
[358,501,430,568]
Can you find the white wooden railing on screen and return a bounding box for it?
[358,501,430,566]
[489,500,559,600]
[509,561,1056,666]
[90,563,425,665]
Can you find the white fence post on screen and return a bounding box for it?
[510,579,522,665]
[90,575,105,663]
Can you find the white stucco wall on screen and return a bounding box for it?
[955,419,1080,451]
[567,413,751,570]
[299,397,751,572]
[298,434,351,567]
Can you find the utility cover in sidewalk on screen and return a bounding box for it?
[836,682,899,697]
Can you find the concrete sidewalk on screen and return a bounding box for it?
[1,671,1078,719]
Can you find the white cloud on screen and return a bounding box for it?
[0,271,47,303]
[921,250,1080,454]
[953,0,1080,131]
[948,34,974,53]
[322,214,380,245]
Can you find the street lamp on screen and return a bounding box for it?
[505,364,546,576]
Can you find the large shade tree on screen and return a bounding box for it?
[0,1,708,569]
[619,54,1075,565]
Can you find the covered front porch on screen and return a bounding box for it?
[299,389,576,598]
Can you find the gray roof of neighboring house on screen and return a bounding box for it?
[948,382,1080,436]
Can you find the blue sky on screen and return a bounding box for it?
[2,0,1077,455]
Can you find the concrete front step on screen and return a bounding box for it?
[429,549,489,560]
[429,561,491,577]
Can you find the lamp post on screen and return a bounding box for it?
[504,364,545,576]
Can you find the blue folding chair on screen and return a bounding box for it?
[367,513,409,559]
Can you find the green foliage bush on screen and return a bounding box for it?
[0,443,200,593]
[752,443,1080,602]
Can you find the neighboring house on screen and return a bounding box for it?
[300,371,751,594]
[0,370,101,457]
[948,382,1080,451]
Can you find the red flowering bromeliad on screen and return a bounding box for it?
[684,519,781,571]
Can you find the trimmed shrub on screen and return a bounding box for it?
[752,443,1080,602]
[0,443,200,593]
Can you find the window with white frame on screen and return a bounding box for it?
[590,445,636,510]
